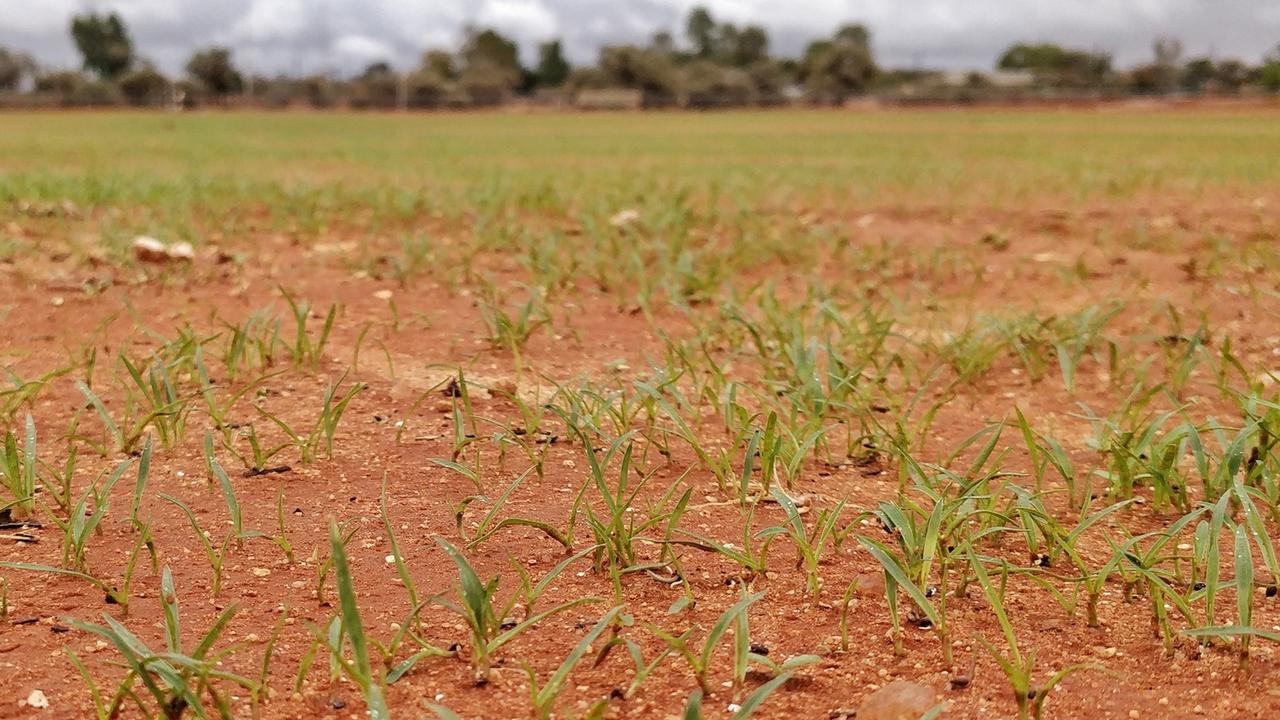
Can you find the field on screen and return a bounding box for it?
[2,107,1280,719]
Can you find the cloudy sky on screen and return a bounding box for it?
[2,0,1277,77]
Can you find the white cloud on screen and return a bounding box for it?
[334,34,395,64]
[479,0,559,39]
[232,0,309,41]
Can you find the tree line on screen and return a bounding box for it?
[2,7,1279,109]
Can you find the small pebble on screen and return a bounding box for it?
[25,689,49,709]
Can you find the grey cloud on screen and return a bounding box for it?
[0,0,1275,78]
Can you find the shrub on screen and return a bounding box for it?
[118,67,169,107]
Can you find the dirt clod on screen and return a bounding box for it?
[857,680,938,720]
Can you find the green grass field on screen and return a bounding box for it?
[2,108,1280,719]
[4,110,1280,231]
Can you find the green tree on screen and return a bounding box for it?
[457,28,522,101]
[1262,65,1280,93]
[1214,59,1248,94]
[1152,36,1183,92]
[682,60,755,107]
[406,52,455,108]
[714,23,740,62]
[1180,57,1215,92]
[535,40,570,87]
[0,47,36,91]
[1260,45,1280,93]
[650,31,675,55]
[118,65,169,106]
[997,42,1111,88]
[998,43,1068,71]
[801,24,877,104]
[597,45,681,105]
[730,25,769,67]
[34,71,86,96]
[406,69,448,108]
[350,62,399,109]
[746,58,790,105]
[686,7,716,58]
[34,70,121,106]
[302,75,338,108]
[422,50,457,81]
[461,28,522,85]
[186,48,243,99]
[70,12,134,79]
[458,63,515,105]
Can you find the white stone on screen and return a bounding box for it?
[26,690,49,709]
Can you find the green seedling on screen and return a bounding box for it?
[218,308,282,379]
[58,457,133,570]
[579,437,688,597]
[525,606,624,720]
[39,415,83,513]
[510,544,600,617]
[680,673,799,720]
[0,558,111,605]
[646,591,764,694]
[858,535,948,664]
[433,536,600,681]
[223,422,291,474]
[280,287,336,369]
[270,488,294,563]
[772,488,845,603]
[257,373,366,463]
[75,379,124,452]
[254,608,290,708]
[0,364,72,423]
[1013,407,1078,505]
[970,551,1099,720]
[65,648,112,720]
[159,494,236,597]
[0,414,37,518]
[313,522,360,606]
[1111,524,1199,655]
[195,349,280,436]
[324,519,390,719]
[378,478,463,682]
[1025,498,1132,627]
[67,566,255,719]
[117,352,196,450]
[477,282,550,369]
[202,432,258,545]
[603,634,677,700]
[453,465,571,550]
[129,434,153,531]
[669,502,784,583]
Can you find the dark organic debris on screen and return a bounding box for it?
[244,465,292,477]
